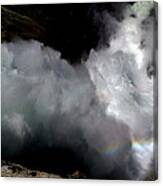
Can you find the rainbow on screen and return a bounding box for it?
[101,138,154,157]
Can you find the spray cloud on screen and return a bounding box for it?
[1,2,157,180]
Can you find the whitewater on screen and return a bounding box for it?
[1,2,157,179]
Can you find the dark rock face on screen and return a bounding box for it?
[1,7,46,45]
[2,3,131,64]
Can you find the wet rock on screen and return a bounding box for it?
[1,161,61,178]
[1,7,46,43]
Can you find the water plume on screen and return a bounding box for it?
[1,1,157,180]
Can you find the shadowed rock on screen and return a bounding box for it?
[1,7,46,43]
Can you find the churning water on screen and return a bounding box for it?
[1,2,157,179]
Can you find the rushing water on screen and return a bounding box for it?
[85,2,157,179]
[1,2,157,180]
